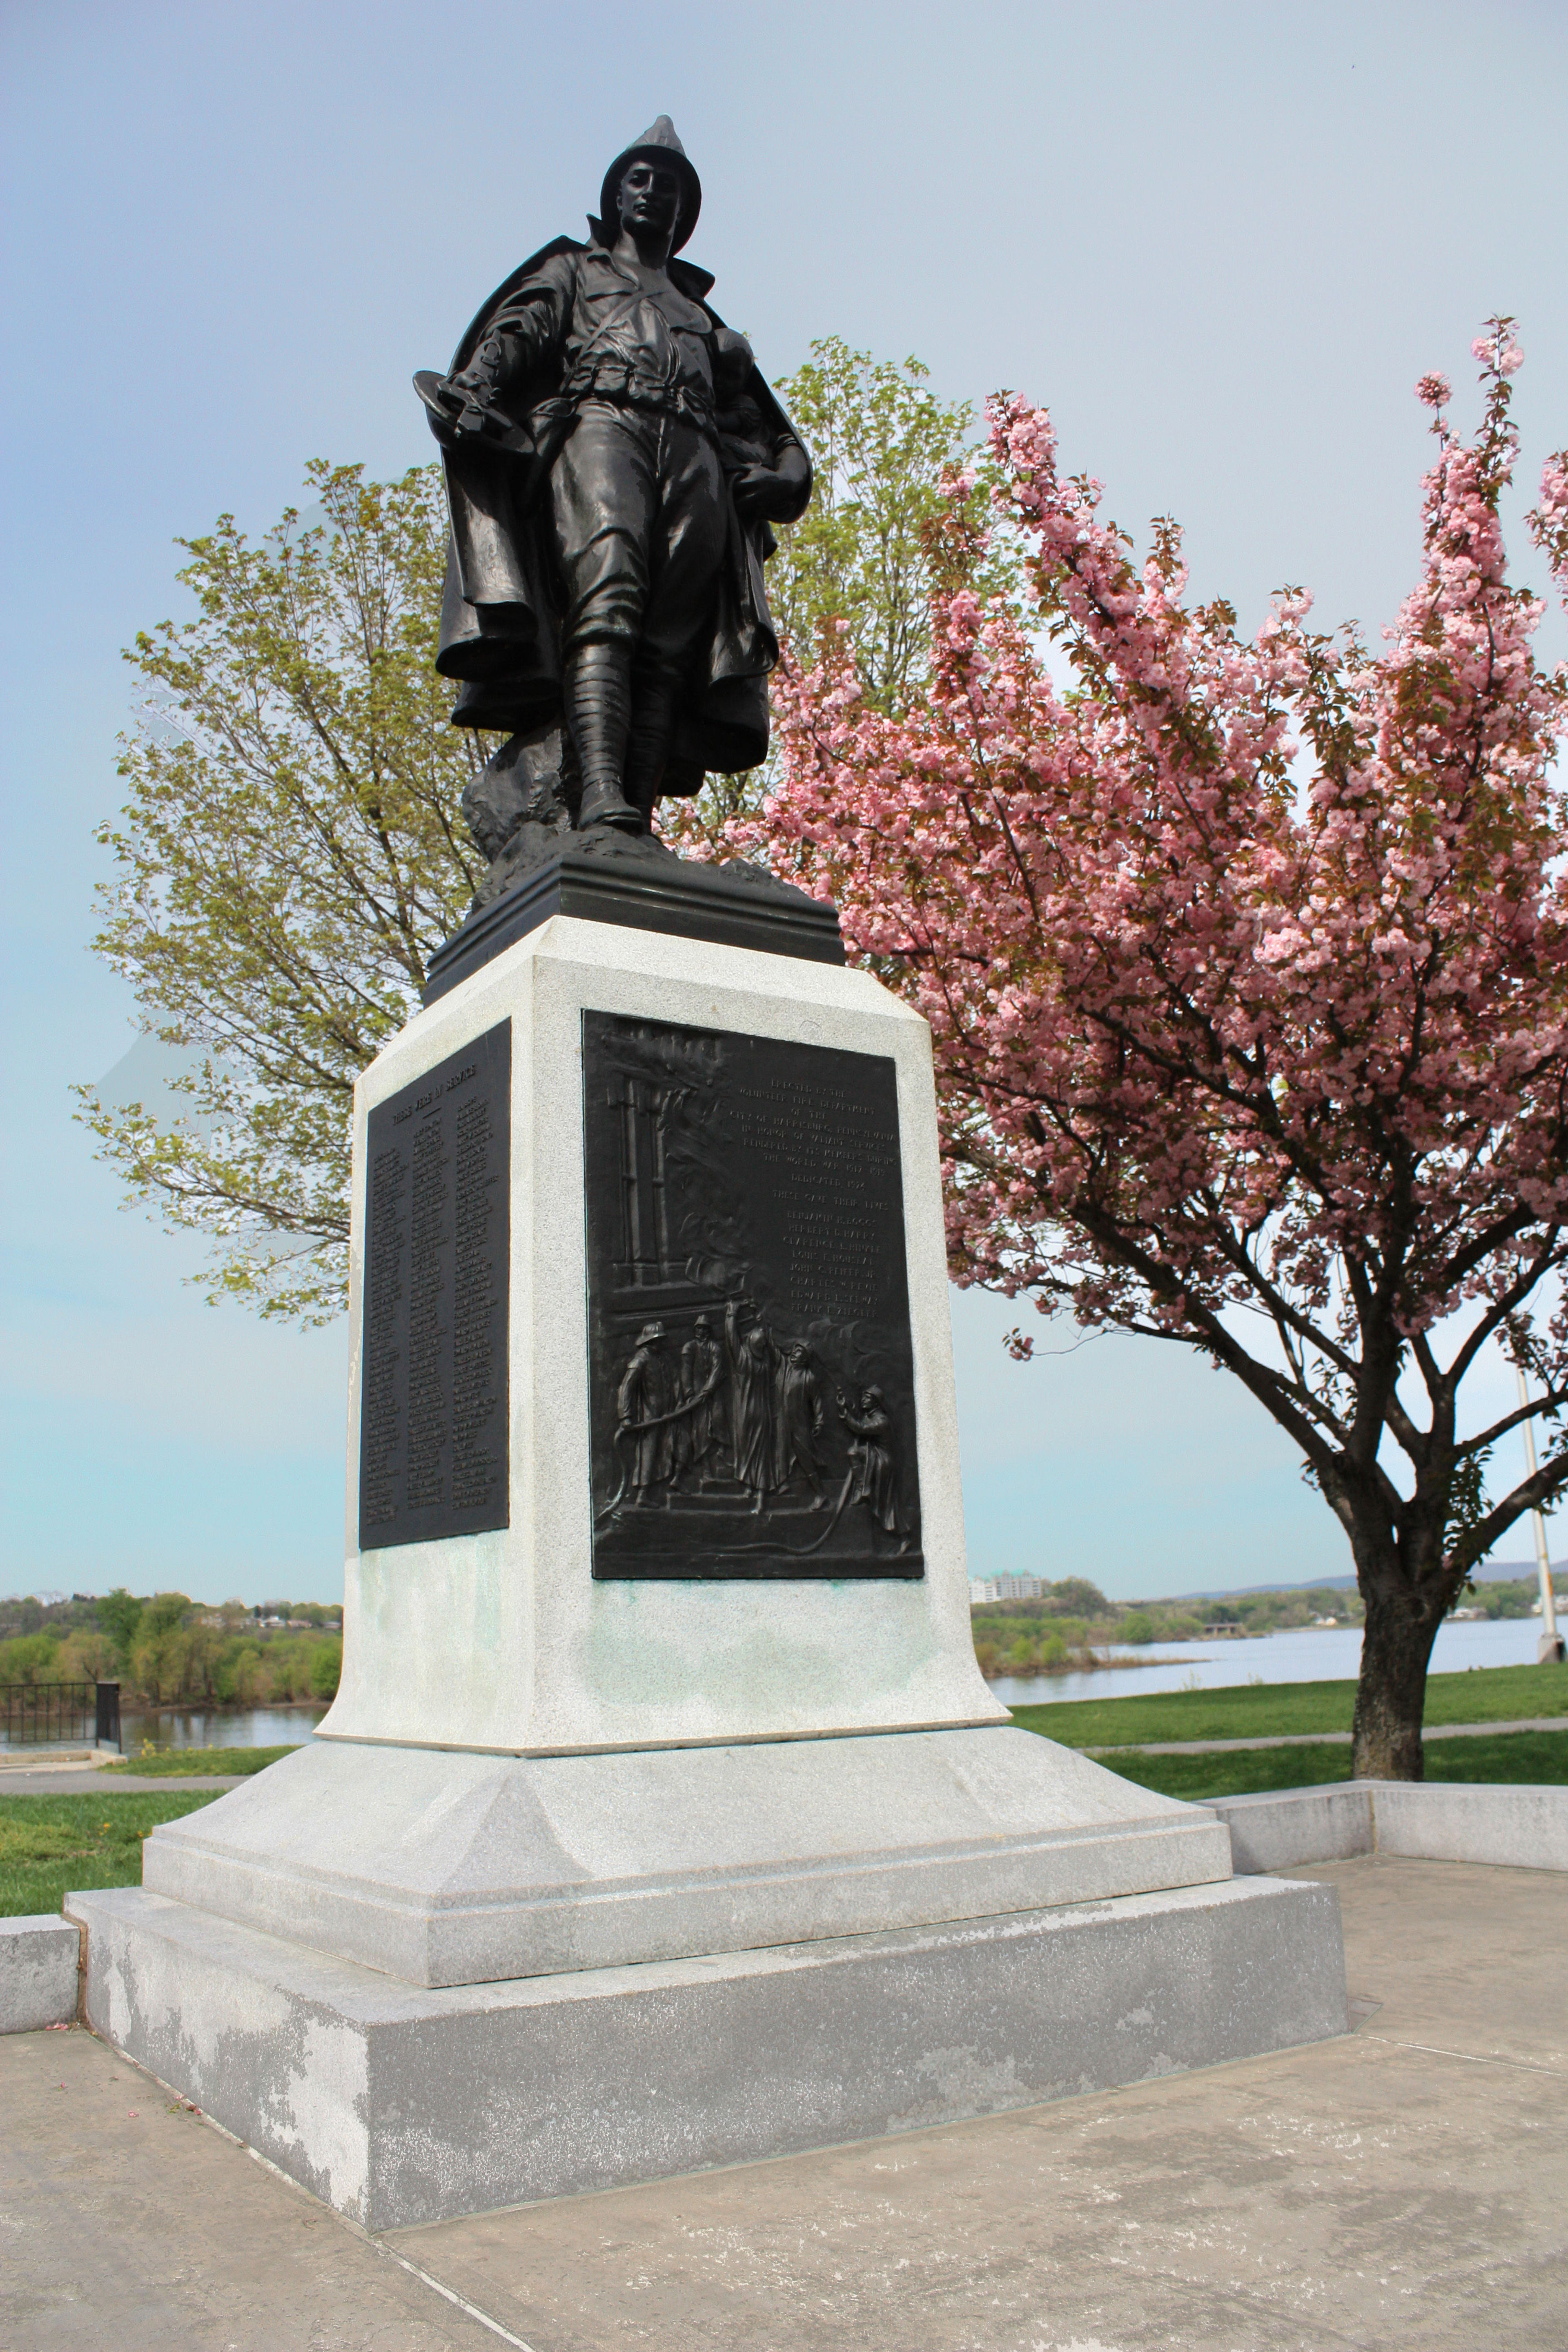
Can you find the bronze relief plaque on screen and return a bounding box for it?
[582,1012,924,1579]
[358,1022,510,1549]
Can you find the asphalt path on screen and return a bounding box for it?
[1083,1713,1568,1755]
[4,1712,1568,1788]
[0,1761,248,1794]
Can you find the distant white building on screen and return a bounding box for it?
[970,1577,1047,1606]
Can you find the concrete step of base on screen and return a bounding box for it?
[66,1874,1346,2230]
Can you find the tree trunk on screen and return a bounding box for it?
[1352,1581,1442,1779]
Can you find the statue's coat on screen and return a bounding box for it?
[430,229,811,787]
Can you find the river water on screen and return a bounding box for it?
[988,1613,1552,1708]
[83,1616,1559,1746]
[119,1703,329,1751]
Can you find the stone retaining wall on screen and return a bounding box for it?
[1212,1779,1568,1874]
[0,1917,80,2032]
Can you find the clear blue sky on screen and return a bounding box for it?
[2,0,1565,1604]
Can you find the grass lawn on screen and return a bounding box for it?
[1092,1727,1568,1803]
[0,1792,222,1918]
[101,1745,299,1777]
[1010,1659,1568,1751]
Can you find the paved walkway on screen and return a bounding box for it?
[1085,1713,1568,1756]
[2,1853,1564,2349]
[8,1719,1568,1787]
[0,1762,246,1793]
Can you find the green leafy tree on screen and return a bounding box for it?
[140,1594,192,1639]
[769,339,991,714]
[309,1640,344,1700]
[58,1627,127,1683]
[0,1635,62,1686]
[1041,1577,1111,1619]
[96,1588,144,1666]
[79,462,483,1324]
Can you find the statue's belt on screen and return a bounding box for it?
[563,358,717,432]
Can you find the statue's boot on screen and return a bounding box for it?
[566,644,641,832]
[623,668,687,833]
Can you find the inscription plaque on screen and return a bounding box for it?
[359,1023,510,1548]
[583,1013,924,1579]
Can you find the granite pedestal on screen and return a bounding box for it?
[71,911,1347,2225]
[71,1872,1345,2230]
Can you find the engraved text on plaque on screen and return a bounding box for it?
[359,1022,510,1548]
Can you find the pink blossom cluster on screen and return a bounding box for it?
[727,337,1568,1452]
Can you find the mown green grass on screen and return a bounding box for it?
[1010,1660,1568,1750]
[102,1744,298,1777]
[0,1792,222,1918]
[1096,1727,1568,1803]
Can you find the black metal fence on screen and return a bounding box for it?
[0,1682,121,1751]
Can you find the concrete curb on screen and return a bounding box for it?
[1211,1778,1568,1873]
[0,1916,81,2032]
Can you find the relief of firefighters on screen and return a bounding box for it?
[601,1291,908,1552]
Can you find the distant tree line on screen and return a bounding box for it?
[0,1590,341,1708]
[967,1568,1551,1678]
[1452,1575,1564,1622]
[969,1579,1373,1678]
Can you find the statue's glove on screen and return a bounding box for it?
[732,443,810,524]
[444,354,506,434]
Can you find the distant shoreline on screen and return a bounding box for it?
[979,1651,1205,1682]
[124,1698,328,1714]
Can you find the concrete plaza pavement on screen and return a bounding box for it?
[2,1854,1563,2350]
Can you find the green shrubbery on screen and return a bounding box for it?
[104,1745,298,1777]
[969,1579,1376,1677]
[974,1619,1099,1678]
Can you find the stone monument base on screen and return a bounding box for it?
[132,1728,1237,1985]
[67,1728,1347,2228]
[74,906,1345,2227]
[68,1870,1345,2231]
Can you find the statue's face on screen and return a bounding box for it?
[618,158,682,243]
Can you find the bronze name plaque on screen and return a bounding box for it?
[358,1022,510,1549]
[583,1013,923,1579]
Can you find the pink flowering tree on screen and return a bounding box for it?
[742,322,1568,1777]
